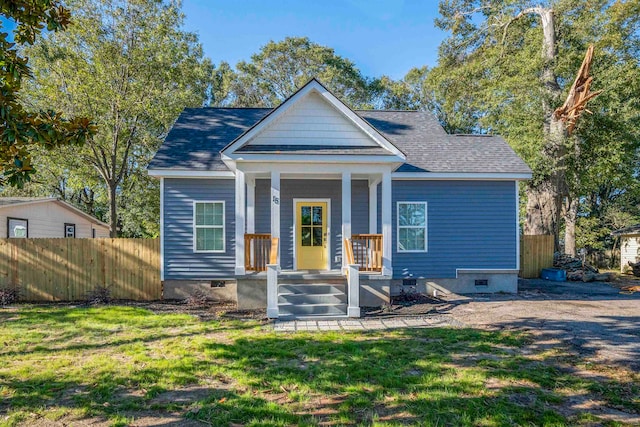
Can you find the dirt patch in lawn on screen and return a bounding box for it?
[11,300,268,322]
[363,292,455,317]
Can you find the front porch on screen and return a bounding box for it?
[233,169,394,319]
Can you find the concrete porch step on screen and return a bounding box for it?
[278,292,347,305]
[278,302,348,317]
[278,283,346,295]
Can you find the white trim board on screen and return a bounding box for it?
[149,169,531,181]
[292,198,332,271]
[148,170,235,178]
[392,172,532,181]
[160,178,165,281]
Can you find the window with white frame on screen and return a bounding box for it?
[397,202,427,252]
[194,201,225,252]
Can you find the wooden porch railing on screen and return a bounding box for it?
[344,238,355,267]
[270,237,279,265]
[351,234,383,272]
[245,233,275,272]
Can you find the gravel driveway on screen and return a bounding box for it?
[447,279,640,371]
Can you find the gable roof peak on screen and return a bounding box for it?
[220,77,405,159]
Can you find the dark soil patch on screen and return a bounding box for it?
[9,300,267,322]
[364,293,453,317]
[121,300,267,321]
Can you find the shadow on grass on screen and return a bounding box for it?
[1,306,638,426]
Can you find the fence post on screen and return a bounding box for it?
[266,264,278,318]
[347,264,360,318]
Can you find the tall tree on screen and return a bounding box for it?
[24,0,212,236]
[0,0,95,187]
[432,0,640,253]
[216,37,378,108]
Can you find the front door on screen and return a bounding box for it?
[295,201,328,270]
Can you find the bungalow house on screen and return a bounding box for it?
[148,79,532,318]
[0,197,110,238]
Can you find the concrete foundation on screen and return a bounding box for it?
[236,278,267,309]
[163,270,517,309]
[359,278,391,307]
[391,270,519,296]
[163,280,237,302]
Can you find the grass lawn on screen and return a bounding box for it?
[0,305,638,426]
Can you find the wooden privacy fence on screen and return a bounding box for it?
[520,234,554,278]
[0,238,160,301]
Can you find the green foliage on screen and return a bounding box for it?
[0,0,96,187]
[19,0,212,236]
[430,0,640,249]
[212,37,378,108]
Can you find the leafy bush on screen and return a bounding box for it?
[0,286,20,306]
[86,285,112,305]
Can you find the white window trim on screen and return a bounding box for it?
[192,200,226,253]
[396,201,428,253]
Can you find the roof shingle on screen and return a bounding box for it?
[149,107,531,175]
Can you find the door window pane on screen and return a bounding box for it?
[313,227,323,246]
[312,206,323,225]
[301,227,312,246]
[301,206,311,225]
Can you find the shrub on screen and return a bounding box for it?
[0,286,20,306]
[86,285,112,305]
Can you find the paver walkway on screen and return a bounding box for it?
[273,314,463,331]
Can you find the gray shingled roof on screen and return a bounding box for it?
[0,197,55,206]
[149,108,532,174]
[612,224,640,236]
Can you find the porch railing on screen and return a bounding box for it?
[244,233,274,272]
[351,234,383,272]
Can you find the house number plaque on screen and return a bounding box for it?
[272,195,280,205]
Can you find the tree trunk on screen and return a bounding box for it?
[522,6,568,251]
[564,196,578,256]
[109,182,118,237]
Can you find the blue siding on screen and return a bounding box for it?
[162,177,516,280]
[255,179,369,270]
[163,178,236,279]
[392,180,517,278]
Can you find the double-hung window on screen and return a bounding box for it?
[397,202,427,252]
[194,201,225,252]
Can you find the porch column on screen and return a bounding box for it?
[246,175,255,234]
[368,176,380,234]
[342,171,352,271]
[381,170,393,277]
[235,169,246,275]
[271,171,280,264]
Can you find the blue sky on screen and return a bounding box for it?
[2,1,446,80]
[181,0,445,79]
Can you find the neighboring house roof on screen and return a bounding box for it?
[0,197,110,228]
[612,224,640,236]
[149,83,532,175]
